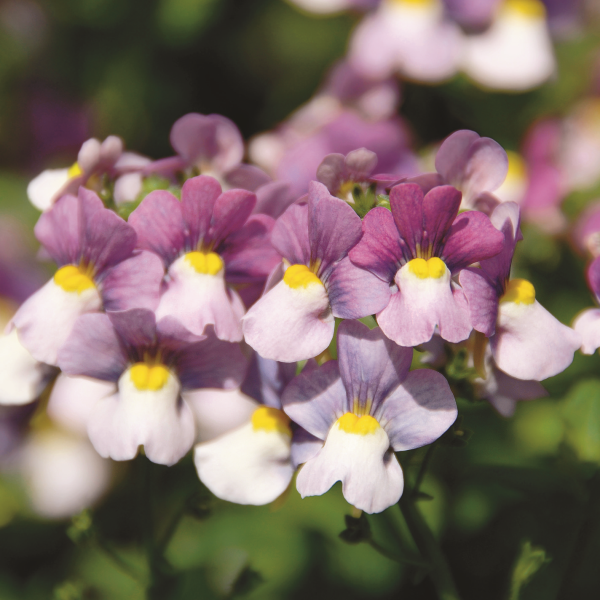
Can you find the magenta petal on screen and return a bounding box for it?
[281,360,345,439]
[588,256,600,302]
[170,113,218,164]
[308,181,362,274]
[389,183,424,258]
[441,210,505,274]
[108,308,156,350]
[34,194,80,267]
[337,320,412,413]
[224,164,272,192]
[271,203,311,266]
[459,267,499,336]
[180,175,222,248]
[175,330,247,391]
[327,257,391,319]
[209,189,256,249]
[349,207,404,282]
[377,370,457,451]
[129,190,186,267]
[422,185,462,254]
[316,153,346,194]
[78,188,136,273]
[58,313,127,381]
[254,181,297,219]
[101,251,164,312]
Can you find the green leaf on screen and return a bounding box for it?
[509,540,551,600]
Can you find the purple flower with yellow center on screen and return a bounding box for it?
[242,181,391,362]
[461,202,580,380]
[129,174,279,342]
[150,113,270,192]
[8,188,164,367]
[571,257,600,355]
[193,354,297,506]
[57,308,247,466]
[349,182,504,347]
[282,320,457,514]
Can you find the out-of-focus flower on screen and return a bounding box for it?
[150,113,270,192]
[461,203,580,380]
[243,181,390,361]
[572,256,600,354]
[193,354,297,505]
[27,136,151,211]
[572,200,600,257]
[282,320,457,513]
[350,182,504,346]
[462,0,556,91]
[348,0,464,83]
[288,0,377,14]
[57,309,247,465]
[129,175,279,341]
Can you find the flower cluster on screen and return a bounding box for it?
[0,113,583,519]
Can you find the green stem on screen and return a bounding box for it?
[156,502,187,557]
[96,536,147,584]
[399,495,462,600]
[412,442,437,497]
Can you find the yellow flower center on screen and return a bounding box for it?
[337,412,380,436]
[504,0,546,18]
[505,150,527,184]
[283,264,323,289]
[68,162,83,178]
[129,363,171,391]
[251,406,292,436]
[388,0,434,6]
[500,278,536,305]
[185,251,224,276]
[407,257,447,279]
[54,264,96,294]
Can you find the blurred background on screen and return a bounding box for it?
[2,0,600,598]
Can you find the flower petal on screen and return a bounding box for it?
[27,168,71,212]
[492,300,581,380]
[180,175,222,248]
[291,427,323,468]
[376,369,457,450]
[243,278,334,362]
[297,420,403,513]
[459,267,499,336]
[271,203,311,266]
[194,420,293,505]
[573,308,600,355]
[281,360,345,440]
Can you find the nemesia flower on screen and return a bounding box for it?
[26,135,150,211]
[443,0,501,30]
[434,129,508,210]
[150,113,270,192]
[57,308,247,465]
[129,175,279,341]
[348,0,463,83]
[460,202,580,380]
[572,201,600,258]
[7,188,164,367]
[243,181,390,361]
[349,182,505,347]
[282,320,457,513]
[462,0,555,91]
[193,354,297,505]
[316,147,378,202]
[288,0,377,14]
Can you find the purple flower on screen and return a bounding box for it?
[461,202,580,380]
[573,256,600,355]
[350,182,505,347]
[9,188,163,366]
[193,354,298,505]
[129,174,280,342]
[150,113,271,192]
[243,181,391,361]
[316,147,378,200]
[57,308,247,466]
[281,320,457,513]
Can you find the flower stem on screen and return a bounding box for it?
[398,495,462,600]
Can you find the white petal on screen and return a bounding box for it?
[462,10,555,91]
[156,254,245,342]
[573,308,600,355]
[12,278,102,365]
[194,420,293,505]
[20,429,112,519]
[87,367,196,466]
[296,418,403,513]
[47,374,116,435]
[243,278,333,362]
[184,387,258,443]
[0,329,52,405]
[26,168,70,211]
